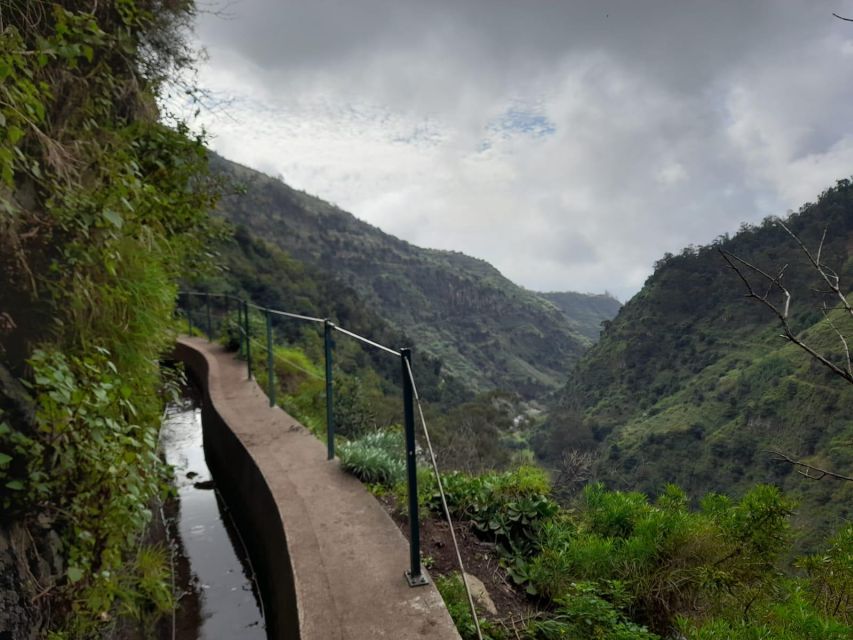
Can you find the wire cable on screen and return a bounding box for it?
[404,358,483,640]
[267,308,325,324]
[248,335,324,380]
[333,325,399,356]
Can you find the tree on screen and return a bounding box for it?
[721,220,853,481]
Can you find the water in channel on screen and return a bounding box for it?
[160,397,266,639]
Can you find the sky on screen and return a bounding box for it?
[189,1,853,301]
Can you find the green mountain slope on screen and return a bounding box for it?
[539,291,622,340]
[201,225,471,409]
[210,154,616,397]
[551,179,853,548]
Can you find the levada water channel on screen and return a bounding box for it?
[157,393,266,639]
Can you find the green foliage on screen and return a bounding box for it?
[529,582,660,640]
[524,483,795,631]
[1,348,172,631]
[428,466,557,556]
[434,573,507,640]
[333,371,378,438]
[59,544,174,639]
[676,584,851,640]
[797,523,853,624]
[339,429,406,486]
[551,180,853,550]
[539,291,623,341]
[0,0,216,632]
[209,153,615,398]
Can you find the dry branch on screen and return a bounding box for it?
[768,450,853,482]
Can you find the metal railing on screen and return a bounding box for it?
[179,291,430,587]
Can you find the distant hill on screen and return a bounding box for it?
[548,179,853,549]
[539,291,622,341]
[210,154,618,397]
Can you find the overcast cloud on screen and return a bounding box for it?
[190,1,853,300]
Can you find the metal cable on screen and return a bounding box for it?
[403,359,483,640]
[248,335,324,380]
[267,308,325,324]
[333,325,399,356]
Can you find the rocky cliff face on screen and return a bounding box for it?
[0,520,65,639]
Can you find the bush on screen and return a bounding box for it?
[524,483,796,633]
[434,573,506,640]
[429,466,557,556]
[339,429,405,486]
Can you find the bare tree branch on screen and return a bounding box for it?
[719,247,853,386]
[768,450,853,482]
[723,222,853,483]
[778,222,853,321]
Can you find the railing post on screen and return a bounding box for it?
[401,348,427,587]
[266,309,275,407]
[205,292,212,341]
[186,293,192,336]
[244,300,252,380]
[324,320,335,460]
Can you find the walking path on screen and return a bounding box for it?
[174,336,460,640]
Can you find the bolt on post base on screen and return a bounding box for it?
[405,570,429,588]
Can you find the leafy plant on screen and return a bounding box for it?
[434,572,506,640]
[428,466,557,556]
[339,429,406,486]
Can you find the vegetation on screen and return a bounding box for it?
[539,291,622,341]
[336,431,850,639]
[0,0,216,635]
[208,153,619,398]
[549,180,853,550]
[339,429,406,485]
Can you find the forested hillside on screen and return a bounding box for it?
[209,154,618,397]
[549,180,853,548]
[539,291,621,341]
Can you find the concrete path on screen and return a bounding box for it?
[175,337,460,640]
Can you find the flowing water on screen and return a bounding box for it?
[159,398,266,639]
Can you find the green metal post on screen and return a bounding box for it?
[205,292,212,341]
[324,320,335,460]
[266,309,275,407]
[244,300,252,380]
[401,348,427,587]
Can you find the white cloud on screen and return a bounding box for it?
[191,0,853,300]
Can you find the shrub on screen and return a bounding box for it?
[524,483,797,633]
[434,573,506,640]
[339,429,405,486]
[429,466,557,556]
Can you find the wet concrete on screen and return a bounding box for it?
[160,399,266,640]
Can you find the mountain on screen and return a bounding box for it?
[210,154,618,397]
[539,291,622,341]
[548,179,853,549]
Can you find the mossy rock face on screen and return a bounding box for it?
[0,363,34,432]
[0,520,64,639]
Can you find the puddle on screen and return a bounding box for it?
[160,398,266,639]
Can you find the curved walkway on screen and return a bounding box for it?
[174,336,460,640]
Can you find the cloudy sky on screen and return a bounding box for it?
[190,1,853,300]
